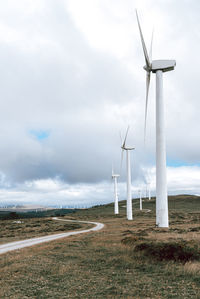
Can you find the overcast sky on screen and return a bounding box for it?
[0,0,200,207]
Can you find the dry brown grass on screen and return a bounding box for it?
[183,261,200,275]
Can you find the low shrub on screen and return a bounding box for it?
[121,236,144,246]
[134,241,200,263]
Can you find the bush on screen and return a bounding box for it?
[134,241,200,263]
[7,212,19,220]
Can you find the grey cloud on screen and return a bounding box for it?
[0,0,143,185]
[0,0,199,204]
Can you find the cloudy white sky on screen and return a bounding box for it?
[0,0,200,207]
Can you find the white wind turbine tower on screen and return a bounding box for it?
[139,189,142,210]
[111,167,120,214]
[121,127,135,220]
[148,183,151,200]
[136,11,176,227]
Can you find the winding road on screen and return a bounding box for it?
[0,217,104,255]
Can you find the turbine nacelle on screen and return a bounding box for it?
[121,146,135,151]
[151,59,176,73]
[143,60,176,73]
[112,174,120,178]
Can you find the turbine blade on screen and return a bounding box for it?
[135,10,151,68]
[119,131,122,145]
[112,164,114,176]
[144,71,151,141]
[122,125,130,148]
[149,28,154,63]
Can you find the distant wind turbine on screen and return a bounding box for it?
[136,10,176,227]
[112,166,120,214]
[139,189,142,210]
[148,183,151,200]
[121,126,135,220]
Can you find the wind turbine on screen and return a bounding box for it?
[136,10,176,227]
[111,166,120,214]
[139,189,142,210]
[148,183,151,200]
[121,127,135,220]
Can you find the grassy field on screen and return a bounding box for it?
[0,195,200,298]
[0,217,92,244]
